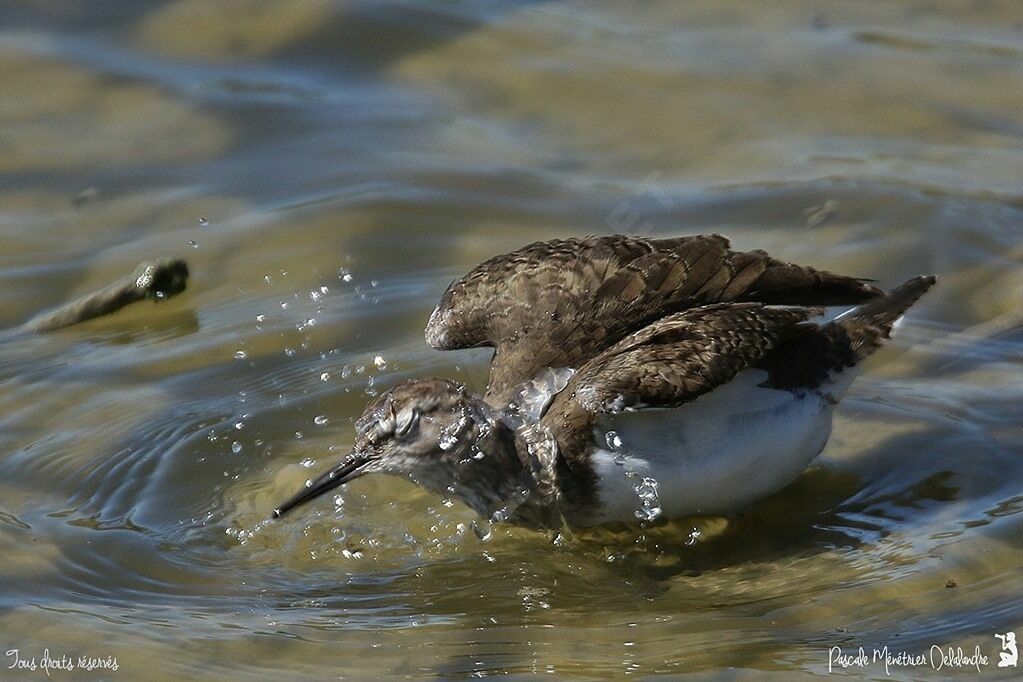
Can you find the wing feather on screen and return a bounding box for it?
[425,234,880,406]
[540,303,819,469]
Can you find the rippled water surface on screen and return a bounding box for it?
[1,1,1022,678]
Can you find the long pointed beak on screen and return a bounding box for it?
[273,449,372,519]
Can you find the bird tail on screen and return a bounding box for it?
[832,275,937,362]
[758,275,936,392]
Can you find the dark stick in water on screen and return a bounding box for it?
[21,258,189,333]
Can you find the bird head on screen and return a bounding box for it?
[273,377,492,518]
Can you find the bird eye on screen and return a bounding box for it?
[394,407,419,437]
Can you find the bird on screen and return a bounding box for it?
[274,234,935,528]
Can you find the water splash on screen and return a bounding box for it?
[605,430,622,450]
[438,431,459,451]
[438,410,469,451]
[632,476,662,522]
[471,519,492,541]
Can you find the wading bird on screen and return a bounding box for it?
[275,235,934,528]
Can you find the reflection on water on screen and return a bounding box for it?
[1,1,1021,678]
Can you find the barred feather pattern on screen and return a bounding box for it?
[425,235,882,407]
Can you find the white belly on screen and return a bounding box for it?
[588,369,841,523]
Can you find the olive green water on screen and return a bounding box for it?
[1,1,1022,679]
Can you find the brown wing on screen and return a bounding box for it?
[424,234,881,406]
[554,303,815,413]
[539,303,818,469]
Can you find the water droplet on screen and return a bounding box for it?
[314,415,328,426]
[264,275,273,285]
[188,240,198,248]
[234,350,247,360]
[471,520,492,542]
[294,431,303,440]
[284,347,295,357]
[231,441,242,454]
[300,458,316,468]
[373,355,387,370]
[605,430,623,450]
[320,372,330,382]
[198,217,209,226]
[633,476,662,522]
[685,527,702,546]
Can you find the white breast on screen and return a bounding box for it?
[588,369,845,523]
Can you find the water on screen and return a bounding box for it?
[1,1,1022,678]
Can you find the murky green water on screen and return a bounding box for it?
[1,1,1021,679]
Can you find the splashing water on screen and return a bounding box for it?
[604,430,628,464]
[438,409,470,451]
[605,430,623,450]
[632,476,662,522]
[438,431,459,451]
[471,519,492,542]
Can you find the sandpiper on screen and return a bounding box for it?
[274,235,935,527]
